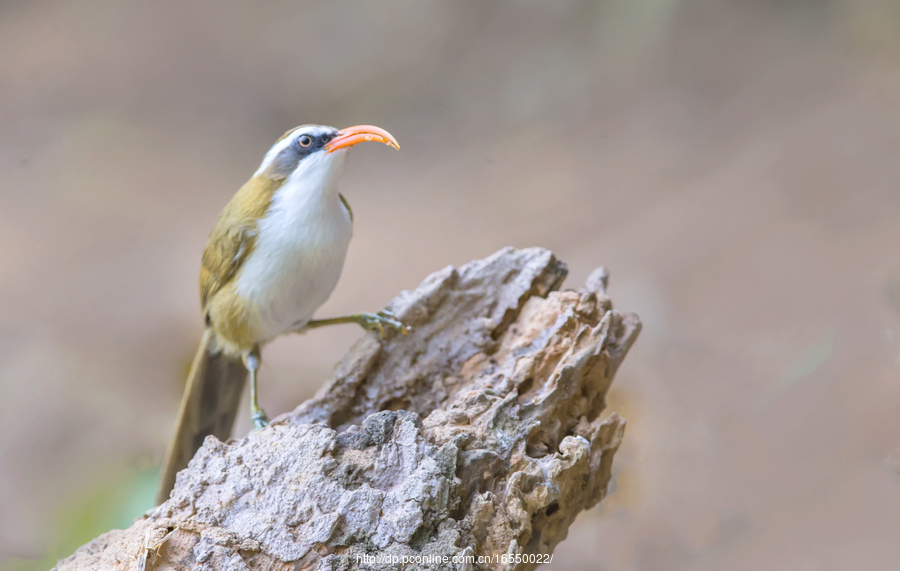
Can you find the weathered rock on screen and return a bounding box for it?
[55,247,640,571]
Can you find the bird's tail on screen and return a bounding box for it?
[156,329,247,505]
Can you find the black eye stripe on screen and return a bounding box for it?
[266,129,338,177]
[296,132,336,151]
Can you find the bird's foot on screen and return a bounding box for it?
[355,310,409,338]
[251,408,270,431]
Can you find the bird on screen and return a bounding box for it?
[156,124,403,504]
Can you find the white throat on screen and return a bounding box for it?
[280,149,347,210]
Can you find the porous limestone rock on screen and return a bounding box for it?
[55,247,640,571]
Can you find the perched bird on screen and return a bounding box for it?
[156,124,402,504]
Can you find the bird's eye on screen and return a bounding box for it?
[298,135,313,148]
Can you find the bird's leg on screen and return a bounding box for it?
[304,310,408,338]
[243,346,269,430]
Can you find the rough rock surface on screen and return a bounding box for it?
[55,247,640,571]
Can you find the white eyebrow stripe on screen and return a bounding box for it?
[253,125,335,176]
[254,136,295,176]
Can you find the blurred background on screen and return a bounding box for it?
[2,0,900,569]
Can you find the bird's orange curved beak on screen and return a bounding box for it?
[324,125,400,153]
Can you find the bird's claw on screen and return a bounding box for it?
[356,310,410,338]
[251,409,270,431]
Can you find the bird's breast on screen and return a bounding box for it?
[233,182,352,341]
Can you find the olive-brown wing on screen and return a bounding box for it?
[198,176,282,312]
[199,218,257,312]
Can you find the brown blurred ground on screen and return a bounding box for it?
[2,0,900,569]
